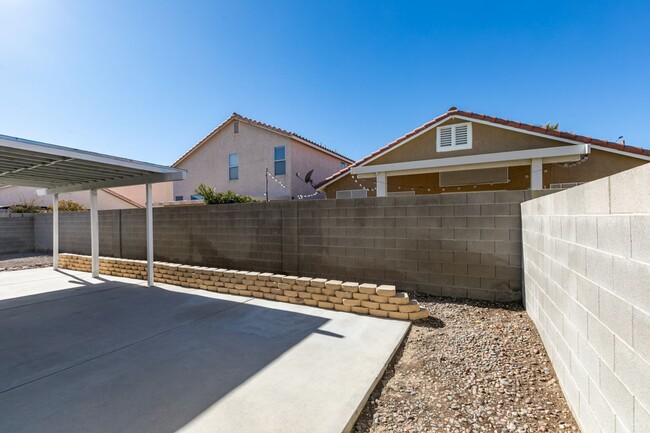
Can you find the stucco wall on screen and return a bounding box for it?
[522,164,650,433]
[173,121,294,201]
[291,140,347,199]
[323,136,645,199]
[367,118,564,165]
[173,120,347,201]
[324,166,534,199]
[0,185,139,210]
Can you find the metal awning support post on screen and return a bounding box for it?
[146,183,154,287]
[52,193,59,270]
[90,188,99,278]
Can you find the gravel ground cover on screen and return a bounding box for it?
[0,253,53,272]
[355,295,579,433]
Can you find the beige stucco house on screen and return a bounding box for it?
[317,107,650,198]
[0,182,172,210]
[171,113,353,201]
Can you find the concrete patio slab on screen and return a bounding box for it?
[0,268,409,433]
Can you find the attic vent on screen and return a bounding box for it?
[436,122,472,152]
[234,121,239,134]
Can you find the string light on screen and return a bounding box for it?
[297,191,321,199]
[266,171,287,189]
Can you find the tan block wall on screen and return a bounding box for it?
[58,253,428,322]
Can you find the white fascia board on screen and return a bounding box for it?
[37,170,186,195]
[591,145,650,161]
[351,144,590,176]
[0,134,183,175]
[358,115,592,168]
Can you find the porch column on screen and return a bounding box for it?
[146,183,154,287]
[376,172,387,197]
[90,188,99,277]
[53,193,59,270]
[531,158,543,190]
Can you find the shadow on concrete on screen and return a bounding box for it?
[0,281,331,433]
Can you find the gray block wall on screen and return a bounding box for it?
[522,164,650,433]
[0,214,34,254]
[8,190,540,302]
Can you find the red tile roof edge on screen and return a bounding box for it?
[316,108,650,189]
[172,113,353,167]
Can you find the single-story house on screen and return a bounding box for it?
[316,107,650,198]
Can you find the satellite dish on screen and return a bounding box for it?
[304,169,314,185]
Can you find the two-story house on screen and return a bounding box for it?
[172,113,353,201]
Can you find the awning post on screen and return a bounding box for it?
[146,183,154,287]
[53,193,59,270]
[531,158,543,190]
[90,188,99,277]
[376,172,387,197]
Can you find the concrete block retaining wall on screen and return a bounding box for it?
[20,191,541,302]
[58,253,429,321]
[522,164,650,433]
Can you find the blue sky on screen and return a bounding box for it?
[1,0,649,165]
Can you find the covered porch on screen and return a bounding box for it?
[352,143,591,197]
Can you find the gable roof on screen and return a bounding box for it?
[316,107,650,189]
[172,112,353,167]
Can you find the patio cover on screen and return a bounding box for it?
[0,133,186,286]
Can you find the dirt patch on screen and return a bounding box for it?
[0,253,53,272]
[355,295,579,433]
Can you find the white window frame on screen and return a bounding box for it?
[274,146,286,176]
[228,153,239,180]
[436,122,473,152]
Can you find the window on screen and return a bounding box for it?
[191,194,203,201]
[229,153,239,180]
[274,146,286,175]
[436,122,472,152]
[234,121,239,134]
[340,162,346,169]
[336,189,368,199]
[175,195,183,201]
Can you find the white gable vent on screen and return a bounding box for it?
[436,122,472,152]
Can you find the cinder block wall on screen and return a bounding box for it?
[0,213,34,254]
[27,190,541,301]
[522,164,650,433]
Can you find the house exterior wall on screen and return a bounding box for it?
[111,182,173,205]
[0,185,138,210]
[173,120,348,201]
[322,119,646,198]
[291,140,348,199]
[522,164,650,433]
[367,119,563,166]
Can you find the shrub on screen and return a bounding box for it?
[193,184,256,205]
[48,200,86,212]
[9,199,45,214]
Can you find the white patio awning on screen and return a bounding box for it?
[0,133,186,286]
[0,134,185,193]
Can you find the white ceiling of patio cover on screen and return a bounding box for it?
[0,134,185,194]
